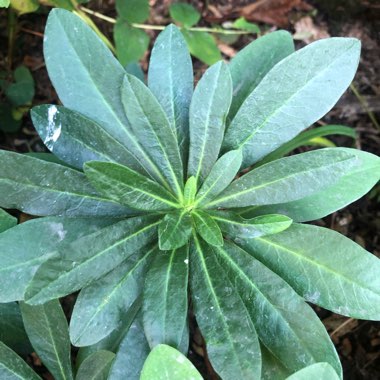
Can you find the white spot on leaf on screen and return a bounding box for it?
[44,105,61,150]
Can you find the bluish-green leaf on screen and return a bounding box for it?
[143,246,189,353]
[242,148,380,222]
[188,61,232,185]
[0,208,16,233]
[115,0,149,23]
[125,62,145,82]
[140,344,202,380]
[195,150,242,207]
[148,24,193,164]
[31,105,143,172]
[20,300,73,380]
[0,151,130,217]
[211,211,292,238]
[70,246,155,346]
[25,216,159,304]
[0,341,40,379]
[237,224,380,320]
[76,350,114,380]
[114,22,149,66]
[208,148,358,208]
[286,363,340,380]
[158,211,192,250]
[0,217,114,302]
[84,161,179,211]
[169,3,200,28]
[215,241,342,377]
[182,30,222,65]
[192,210,223,247]
[190,235,261,379]
[228,30,294,122]
[223,38,361,166]
[261,344,291,380]
[121,74,184,196]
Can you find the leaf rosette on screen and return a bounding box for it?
[0,9,380,380]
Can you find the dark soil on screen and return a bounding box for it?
[0,0,379,379]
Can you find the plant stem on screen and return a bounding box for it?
[79,6,252,35]
[350,83,380,131]
[7,8,17,71]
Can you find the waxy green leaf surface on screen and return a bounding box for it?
[158,211,192,250]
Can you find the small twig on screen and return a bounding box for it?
[350,83,380,131]
[20,28,44,38]
[79,6,252,35]
[330,317,355,338]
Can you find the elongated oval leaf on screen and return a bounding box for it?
[286,363,340,380]
[76,350,114,380]
[84,161,179,211]
[20,300,73,380]
[148,24,193,163]
[31,105,143,172]
[0,151,130,217]
[190,235,261,379]
[208,148,358,208]
[195,149,242,207]
[25,216,159,304]
[140,344,202,380]
[237,224,380,320]
[188,61,232,184]
[0,208,16,233]
[143,246,189,353]
[223,38,361,166]
[169,3,200,27]
[192,210,223,247]
[115,0,149,23]
[211,211,292,238]
[183,176,197,206]
[242,148,380,222]
[0,217,114,302]
[228,30,294,122]
[0,341,40,380]
[215,241,342,377]
[121,74,184,196]
[70,246,155,346]
[158,211,192,250]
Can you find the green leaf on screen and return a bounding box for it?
[0,341,40,379]
[5,66,35,106]
[223,38,361,166]
[190,235,261,379]
[208,148,358,208]
[0,209,16,233]
[84,161,179,211]
[183,176,196,206]
[195,150,242,207]
[188,61,232,184]
[0,217,114,302]
[237,224,380,320]
[192,210,223,247]
[260,344,292,380]
[232,17,260,33]
[143,246,189,352]
[10,0,39,14]
[228,30,294,122]
[76,350,115,380]
[182,30,222,65]
[115,0,149,23]
[20,300,74,380]
[114,22,149,66]
[25,216,159,304]
[215,241,342,377]
[43,9,154,168]
[108,313,150,380]
[255,125,357,167]
[242,148,380,222]
[286,363,340,380]
[70,245,155,346]
[121,74,184,196]
[140,344,202,380]
[0,0,10,8]
[0,151,130,217]
[169,3,200,28]
[158,211,192,250]
[211,211,292,238]
[0,302,32,355]
[31,105,144,172]
[148,24,193,164]
[125,62,145,82]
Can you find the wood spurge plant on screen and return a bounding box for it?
[0,8,380,380]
